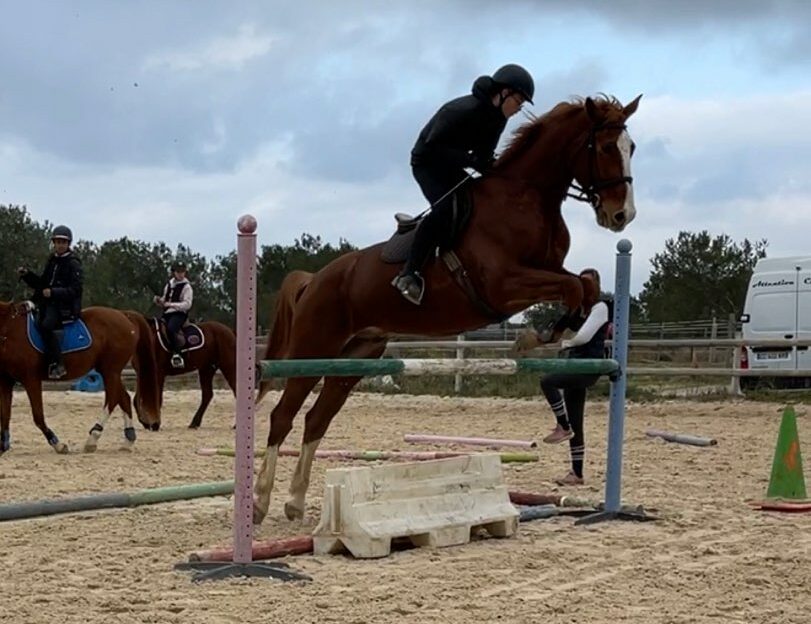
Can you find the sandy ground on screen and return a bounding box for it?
[1,388,809,624]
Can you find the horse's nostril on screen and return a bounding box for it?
[614,212,626,225]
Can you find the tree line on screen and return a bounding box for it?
[1,205,766,328]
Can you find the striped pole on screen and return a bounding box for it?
[258,357,618,379]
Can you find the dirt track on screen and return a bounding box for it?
[1,389,809,624]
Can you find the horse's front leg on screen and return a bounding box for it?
[23,377,69,454]
[494,267,584,313]
[0,375,14,454]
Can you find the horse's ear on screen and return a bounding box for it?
[623,94,642,119]
[585,97,601,123]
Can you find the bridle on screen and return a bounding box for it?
[566,121,633,210]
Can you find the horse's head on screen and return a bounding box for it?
[571,95,642,232]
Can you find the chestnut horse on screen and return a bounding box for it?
[0,302,161,455]
[129,314,237,430]
[252,95,642,524]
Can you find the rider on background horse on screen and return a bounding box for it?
[17,225,83,380]
[393,64,535,305]
[153,261,193,369]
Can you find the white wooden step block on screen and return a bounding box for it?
[312,453,519,558]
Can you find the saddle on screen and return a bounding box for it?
[379,188,507,321]
[151,318,205,354]
[26,313,92,354]
[380,188,473,264]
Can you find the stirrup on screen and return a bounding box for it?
[48,363,66,380]
[170,354,185,369]
[391,273,425,305]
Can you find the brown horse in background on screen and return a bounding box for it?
[0,302,161,455]
[252,95,642,524]
[129,313,237,430]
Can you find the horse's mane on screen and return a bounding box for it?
[496,94,624,169]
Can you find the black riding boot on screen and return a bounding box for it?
[392,218,439,305]
[47,330,66,379]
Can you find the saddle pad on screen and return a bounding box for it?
[152,318,205,354]
[27,313,93,354]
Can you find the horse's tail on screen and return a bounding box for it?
[208,321,237,394]
[256,270,312,405]
[123,310,162,424]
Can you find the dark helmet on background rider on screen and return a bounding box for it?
[51,225,73,243]
[492,64,535,104]
[171,261,187,273]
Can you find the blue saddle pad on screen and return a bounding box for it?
[27,313,93,354]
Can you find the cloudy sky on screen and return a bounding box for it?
[1,1,810,296]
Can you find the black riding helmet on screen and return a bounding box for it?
[171,261,187,273]
[492,64,535,104]
[51,225,73,243]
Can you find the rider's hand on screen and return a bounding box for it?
[42,288,52,298]
[153,295,164,305]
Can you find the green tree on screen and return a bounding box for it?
[639,230,767,322]
[0,205,54,299]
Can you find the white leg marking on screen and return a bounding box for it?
[285,438,322,521]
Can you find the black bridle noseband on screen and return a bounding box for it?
[567,122,633,210]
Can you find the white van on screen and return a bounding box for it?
[739,256,811,388]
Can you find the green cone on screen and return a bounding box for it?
[766,406,807,500]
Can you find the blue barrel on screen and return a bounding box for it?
[72,369,104,392]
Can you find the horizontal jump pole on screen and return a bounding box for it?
[404,434,538,449]
[197,447,538,463]
[0,480,235,522]
[645,429,718,447]
[258,357,618,379]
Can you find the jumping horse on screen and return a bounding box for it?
[130,314,237,430]
[0,302,161,454]
[252,94,642,524]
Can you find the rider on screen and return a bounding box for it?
[393,64,535,305]
[17,225,84,380]
[153,261,193,369]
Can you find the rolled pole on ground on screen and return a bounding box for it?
[0,480,235,522]
[403,434,538,449]
[645,429,718,447]
[196,447,538,463]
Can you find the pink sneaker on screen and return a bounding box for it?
[555,471,584,486]
[543,425,574,444]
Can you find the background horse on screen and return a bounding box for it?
[0,302,161,454]
[128,312,236,429]
[252,94,642,524]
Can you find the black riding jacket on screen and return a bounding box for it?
[410,76,506,173]
[21,252,83,320]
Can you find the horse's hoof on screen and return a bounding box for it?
[119,443,134,452]
[83,441,98,453]
[252,504,267,526]
[54,442,70,454]
[188,422,201,430]
[284,500,304,521]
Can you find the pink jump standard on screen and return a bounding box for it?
[174,216,310,583]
